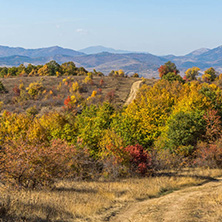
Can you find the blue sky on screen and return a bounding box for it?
[0,0,222,55]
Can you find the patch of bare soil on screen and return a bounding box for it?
[111,178,222,222]
[124,80,142,106]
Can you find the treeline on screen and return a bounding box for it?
[0,60,104,78]
[1,61,222,189]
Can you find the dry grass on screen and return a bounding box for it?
[0,76,141,114]
[180,177,222,222]
[0,168,221,221]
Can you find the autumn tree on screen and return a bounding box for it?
[25,64,36,74]
[61,61,77,75]
[184,67,200,81]
[202,67,217,82]
[158,61,179,78]
[37,64,50,76]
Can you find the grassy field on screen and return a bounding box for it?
[0,168,221,221]
[1,76,153,114]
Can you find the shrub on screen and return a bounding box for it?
[99,79,104,86]
[83,76,93,84]
[12,85,20,96]
[0,139,99,189]
[26,106,39,117]
[69,81,80,93]
[203,109,222,143]
[63,95,77,112]
[105,90,115,103]
[195,139,222,168]
[26,81,45,99]
[125,144,152,175]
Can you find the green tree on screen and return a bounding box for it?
[76,103,114,156]
[46,60,61,76]
[165,110,206,155]
[162,72,184,83]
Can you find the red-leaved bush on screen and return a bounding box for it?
[124,144,152,175]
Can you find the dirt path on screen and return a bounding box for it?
[111,178,222,222]
[124,80,142,106]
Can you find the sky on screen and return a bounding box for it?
[0,0,222,55]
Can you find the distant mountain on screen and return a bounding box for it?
[79,45,133,54]
[185,48,210,57]
[167,46,222,70]
[1,45,222,78]
[195,46,222,62]
[73,52,166,77]
[0,45,84,58]
[0,55,33,66]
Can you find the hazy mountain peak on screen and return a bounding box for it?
[0,45,84,58]
[79,45,133,54]
[185,48,210,57]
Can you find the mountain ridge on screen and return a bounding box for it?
[1,45,222,77]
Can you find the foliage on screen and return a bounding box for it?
[0,139,94,189]
[203,109,222,143]
[161,72,184,83]
[185,67,200,81]
[64,95,77,111]
[0,60,88,77]
[105,90,116,103]
[113,80,182,147]
[158,61,179,78]
[26,81,45,99]
[202,67,217,82]
[108,69,126,77]
[99,129,126,163]
[83,76,93,84]
[125,144,152,175]
[76,103,114,156]
[26,106,39,117]
[164,110,206,156]
[0,112,32,144]
[70,81,80,93]
[195,139,222,168]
